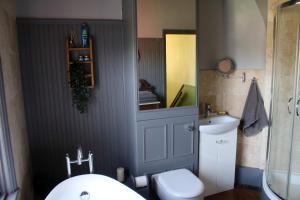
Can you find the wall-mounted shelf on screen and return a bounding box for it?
[66,37,95,88]
[68,48,90,51]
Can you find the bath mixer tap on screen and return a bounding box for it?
[65,146,94,178]
[77,146,83,165]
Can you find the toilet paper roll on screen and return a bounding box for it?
[134,175,148,188]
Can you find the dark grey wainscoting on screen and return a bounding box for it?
[138,38,165,103]
[17,19,127,195]
[235,166,263,188]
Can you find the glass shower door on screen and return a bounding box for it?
[288,91,300,199]
[267,4,300,199]
[288,12,300,198]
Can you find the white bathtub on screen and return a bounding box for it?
[46,174,145,200]
[263,171,300,200]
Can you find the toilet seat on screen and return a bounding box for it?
[154,169,204,199]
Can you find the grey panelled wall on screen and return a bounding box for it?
[138,38,165,103]
[17,19,127,194]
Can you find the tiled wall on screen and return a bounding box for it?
[200,69,268,169]
[0,0,32,199]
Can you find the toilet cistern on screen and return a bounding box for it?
[65,146,94,177]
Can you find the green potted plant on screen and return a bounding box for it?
[70,61,89,113]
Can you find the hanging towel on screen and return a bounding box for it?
[239,79,269,137]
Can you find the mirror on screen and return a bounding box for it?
[137,0,197,111]
[217,58,234,75]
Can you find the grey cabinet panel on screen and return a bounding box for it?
[172,120,195,158]
[141,158,194,175]
[143,125,168,162]
[137,115,198,175]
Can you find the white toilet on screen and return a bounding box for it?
[153,169,205,200]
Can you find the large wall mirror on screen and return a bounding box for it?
[137,0,197,111]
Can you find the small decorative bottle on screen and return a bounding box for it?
[81,23,89,48]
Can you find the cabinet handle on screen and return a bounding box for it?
[288,97,293,114]
[187,126,195,132]
[216,139,228,144]
[297,99,300,116]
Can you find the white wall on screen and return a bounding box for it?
[199,0,267,69]
[198,0,225,69]
[223,0,267,68]
[16,0,122,19]
[137,0,196,38]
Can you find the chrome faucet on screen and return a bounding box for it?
[77,146,83,165]
[66,146,94,177]
[204,103,212,118]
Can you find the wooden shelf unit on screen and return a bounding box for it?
[66,37,95,88]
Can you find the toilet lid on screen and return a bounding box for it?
[157,169,204,198]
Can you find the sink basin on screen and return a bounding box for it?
[199,115,240,135]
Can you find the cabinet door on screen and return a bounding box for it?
[199,129,237,196]
[216,130,237,192]
[137,115,198,175]
[199,133,218,196]
[138,119,168,164]
[170,116,197,158]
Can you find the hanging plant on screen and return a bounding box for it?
[70,61,89,113]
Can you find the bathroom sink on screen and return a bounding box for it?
[199,115,240,135]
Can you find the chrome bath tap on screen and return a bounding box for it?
[65,146,94,177]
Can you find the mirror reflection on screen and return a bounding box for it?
[137,0,196,111]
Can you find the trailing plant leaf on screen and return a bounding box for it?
[70,61,89,113]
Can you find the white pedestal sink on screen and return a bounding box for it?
[198,115,240,197]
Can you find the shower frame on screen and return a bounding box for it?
[266,1,300,199]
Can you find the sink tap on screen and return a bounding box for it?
[204,103,212,118]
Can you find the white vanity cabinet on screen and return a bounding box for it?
[198,116,239,196]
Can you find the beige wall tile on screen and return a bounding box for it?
[200,69,268,169]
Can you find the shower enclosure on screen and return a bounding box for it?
[265,1,300,200]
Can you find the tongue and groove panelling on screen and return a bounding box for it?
[17,19,128,195]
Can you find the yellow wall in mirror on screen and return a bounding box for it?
[166,34,196,107]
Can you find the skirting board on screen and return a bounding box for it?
[235,166,263,189]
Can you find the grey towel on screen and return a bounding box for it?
[239,80,269,137]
